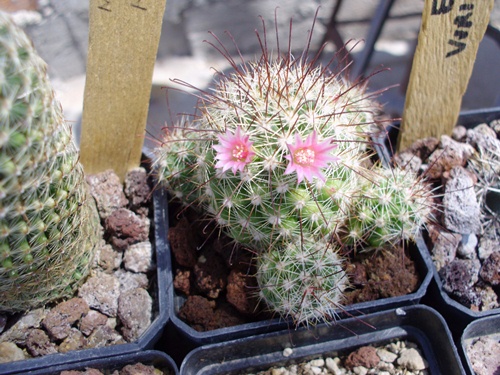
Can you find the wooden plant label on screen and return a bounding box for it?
[80,0,167,180]
[398,0,493,151]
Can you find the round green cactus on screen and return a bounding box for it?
[343,166,434,249]
[155,53,379,251]
[256,236,347,325]
[154,22,434,325]
[0,12,100,312]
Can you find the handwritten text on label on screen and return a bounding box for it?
[97,1,148,12]
[431,0,476,58]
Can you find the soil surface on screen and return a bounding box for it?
[168,201,421,331]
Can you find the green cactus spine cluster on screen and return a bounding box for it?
[0,12,100,312]
[154,25,434,325]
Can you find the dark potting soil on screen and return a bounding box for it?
[168,201,420,332]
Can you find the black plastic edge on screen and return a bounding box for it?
[22,350,178,375]
[460,315,500,375]
[180,305,465,375]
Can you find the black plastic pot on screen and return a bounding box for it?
[414,108,500,338]
[0,188,171,375]
[157,193,434,365]
[383,108,500,339]
[460,314,500,375]
[180,305,464,375]
[17,350,178,375]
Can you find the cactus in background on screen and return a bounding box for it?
[0,12,100,312]
[153,19,434,325]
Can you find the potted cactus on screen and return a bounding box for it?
[152,14,434,361]
[0,11,169,373]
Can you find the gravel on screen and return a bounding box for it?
[245,340,429,375]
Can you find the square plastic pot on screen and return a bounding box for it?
[156,162,434,365]
[415,108,500,338]
[0,188,171,375]
[17,350,178,375]
[460,314,500,375]
[180,305,465,375]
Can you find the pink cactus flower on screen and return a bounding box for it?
[213,127,255,174]
[284,131,339,183]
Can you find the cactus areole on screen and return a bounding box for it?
[154,15,434,326]
[0,13,100,312]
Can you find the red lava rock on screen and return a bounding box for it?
[193,251,228,299]
[212,235,250,268]
[345,262,367,287]
[87,170,128,220]
[345,345,380,370]
[60,369,103,375]
[480,252,500,286]
[105,208,150,251]
[226,269,259,315]
[124,168,151,216]
[178,295,217,331]
[80,310,108,336]
[42,298,89,340]
[25,329,58,357]
[121,363,158,375]
[399,137,439,162]
[343,247,419,305]
[426,135,475,179]
[174,269,191,295]
[168,217,198,267]
[178,295,247,332]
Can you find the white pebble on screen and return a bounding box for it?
[376,348,398,363]
[310,365,322,375]
[397,348,428,371]
[353,366,368,375]
[282,347,293,357]
[271,367,286,375]
[309,358,325,367]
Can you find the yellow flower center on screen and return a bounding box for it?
[295,148,315,166]
[232,144,248,161]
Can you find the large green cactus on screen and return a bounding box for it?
[0,12,100,312]
[154,24,434,325]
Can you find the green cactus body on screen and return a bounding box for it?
[0,12,99,312]
[343,167,434,249]
[156,58,378,250]
[154,23,434,326]
[256,236,347,325]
